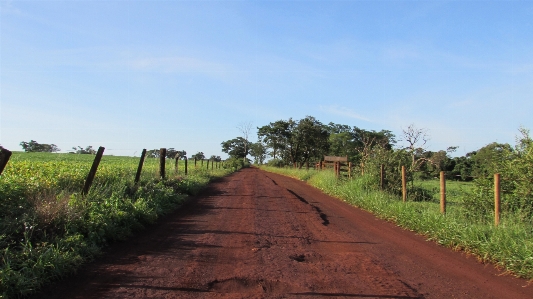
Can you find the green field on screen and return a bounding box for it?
[0,152,237,298]
[414,179,474,203]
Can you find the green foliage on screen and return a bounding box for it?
[0,152,235,298]
[19,140,60,153]
[70,146,96,155]
[221,137,248,159]
[257,116,330,166]
[191,151,205,161]
[209,155,222,162]
[266,158,285,168]
[257,120,291,160]
[249,142,267,164]
[223,157,249,170]
[166,148,186,159]
[470,142,514,178]
[464,129,533,219]
[364,145,411,195]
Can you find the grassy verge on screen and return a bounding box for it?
[0,152,238,298]
[260,166,533,281]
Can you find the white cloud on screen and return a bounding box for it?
[320,105,372,122]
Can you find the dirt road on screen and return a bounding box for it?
[34,168,533,298]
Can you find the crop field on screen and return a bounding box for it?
[0,152,237,298]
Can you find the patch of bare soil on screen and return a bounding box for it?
[32,168,533,298]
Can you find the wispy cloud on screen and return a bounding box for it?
[320,105,372,122]
[126,56,229,74]
[0,0,21,15]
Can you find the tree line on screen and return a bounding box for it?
[221,116,530,183]
[15,141,222,162]
[221,116,533,218]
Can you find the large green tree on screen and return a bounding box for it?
[257,120,291,160]
[327,123,357,160]
[292,116,330,168]
[470,142,513,178]
[249,142,267,164]
[258,116,329,167]
[221,137,249,159]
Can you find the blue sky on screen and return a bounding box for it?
[1,0,532,158]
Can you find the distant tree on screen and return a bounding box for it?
[420,147,457,179]
[20,140,60,152]
[174,150,187,159]
[470,142,513,178]
[191,152,205,160]
[353,127,395,175]
[327,123,357,160]
[401,124,431,173]
[257,120,290,160]
[71,146,96,154]
[146,149,160,158]
[221,137,248,159]
[257,116,329,167]
[237,121,253,163]
[451,155,474,181]
[209,155,222,162]
[166,148,178,159]
[249,142,267,164]
[293,116,330,168]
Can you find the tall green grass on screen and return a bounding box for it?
[0,152,237,298]
[261,166,533,281]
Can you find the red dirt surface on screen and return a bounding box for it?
[32,168,533,298]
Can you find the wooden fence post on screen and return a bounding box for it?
[185,157,188,175]
[495,173,501,226]
[206,159,209,170]
[401,166,407,202]
[211,159,214,170]
[175,158,179,174]
[159,148,166,179]
[0,147,13,176]
[380,164,385,190]
[134,149,147,184]
[348,162,352,178]
[82,146,105,195]
[195,158,197,168]
[440,171,446,215]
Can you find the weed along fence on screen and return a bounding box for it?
[0,146,226,195]
[388,164,503,226]
[304,155,505,227]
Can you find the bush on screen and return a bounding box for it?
[266,159,285,168]
[364,146,411,195]
[223,157,249,170]
[466,128,533,219]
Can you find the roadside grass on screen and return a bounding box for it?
[0,152,237,298]
[260,166,533,281]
